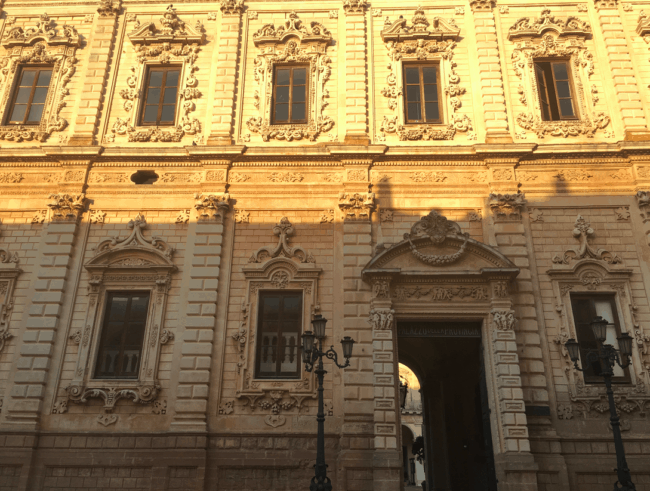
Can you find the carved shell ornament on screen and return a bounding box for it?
[404,211,469,265]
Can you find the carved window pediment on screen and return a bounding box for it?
[509,8,610,139]
[245,12,334,143]
[64,214,175,425]
[378,8,472,142]
[127,5,205,46]
[0,15,79,143]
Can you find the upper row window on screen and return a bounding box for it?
[534,60,577,122]
[272,66,308,125]
[7,67,52,126]
[141,67,180,126]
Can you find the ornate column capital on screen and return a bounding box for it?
[339,192,375,221]
[220,0,245,16]
[343,0,368,15]
[194,193,232,222]
[97,0,121,17]
[488,191,526,221]
[594,0,617,10]
[470,0,496,12]
[47,193,87,223]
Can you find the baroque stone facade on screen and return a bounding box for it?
[0,0,649,490]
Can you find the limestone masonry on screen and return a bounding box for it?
[0,0,649,489]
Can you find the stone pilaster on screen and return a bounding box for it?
[171,194,230,431]
[4,194,87,428]
[68,2,120,145]
[343,1,370,144]
[595,1,650,140]
[207,1,244,145]
[470,0,512,143]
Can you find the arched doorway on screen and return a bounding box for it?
[400,364,426,489]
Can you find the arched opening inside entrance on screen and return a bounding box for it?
[399,364,425,489]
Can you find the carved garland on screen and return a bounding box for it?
[107,5,205,144]
[379,7,473,142]
[403,210,469,266]
[245,11,334,142]
[0,15,80,142]
[64,214,176,425]
[509,8,610,138]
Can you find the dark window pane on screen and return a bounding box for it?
[26,104,44,122]
[32,87,48,104]
[425,102,439,121]
[423,84,438,102]
[275,104,289,122]
[146,88,161,105]
[263,296,280,317]
[276,69,290,85]
[15,87,31,104]
[37,70,52,87]
[406,85,421,102]
[559,99,575,118]
[130,295,150,320]
[552,62,568,81]
[143,105,159,123]
[292,85,305,103]
[555,80,571,99]
[166,70,180,87]
[422,66,437,84]
[20,70,35,87]
[163,87,177,104]
[109,297,129,321]
[292,103,305,121]
[407,103,421,121]
[9,104,26,123]
[405,67,420,84]
[149,71,163,86]
[293,68,306,85]
[160,105,175,122]
[276,86,289,103]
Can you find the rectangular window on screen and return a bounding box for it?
[140,67,181,126]
[570,294,630,383]
[255,291,302,379]
[403,64,442,124]
[534,60,577,121]
[94,292,150,379]
[7,67,52,125]
[272,66,308,125]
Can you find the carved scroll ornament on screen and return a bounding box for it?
[108,5,204,144]
[403,210,469,266]
[0,15,80,142]
[509,9,609,139]
[552,215,622,265]
[245,12,334,143]
[249,217,315,263]
[379,7,473,142]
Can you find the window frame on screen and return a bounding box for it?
[402,62,443,125]
[271,64,309,126]
[93,290,152,380]
[138,65,182,127]
[254,289,304,380]
[569,293,631,384]
[533,58,579,122]
[5,66,53,126]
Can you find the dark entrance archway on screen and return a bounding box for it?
[398,321,498,491]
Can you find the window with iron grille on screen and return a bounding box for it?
[403,63,442,124]
[140,66,181,126]
[569,294,630,384]
[534,60,578,121]
[6,67,52,125]
[94,292,150,379]
[255,291,302,378]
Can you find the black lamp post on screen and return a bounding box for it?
[565,316,636,491]
[302,314,355,491]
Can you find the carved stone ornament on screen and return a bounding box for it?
[47,193,87,222]
[403,210,469,266]
[0,262,21,354]
[368,308,395,330]
[509,9,609,139]
[469,0,495,11]
[489,192,526,221]
[552,215,622,265]
[343,0,367,14]
[492,309,516,331]
[194,193,231,222]
[109,5,204,144]
[0,15,80,142]
[637,11,650,39]
[249,217,315,263]
[93,213,174,260]
[97,0,121,17]
[246,11,334,142]
[220,0,245,15]
[338,192,375,221]
[66,385,160,414]
[637,190,650,225]
[379,7,472,142]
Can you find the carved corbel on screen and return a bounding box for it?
[194,193,231,222]
[47,193,87,223]
[343,0,367,15]
[220,0,245,15]
[97,0,122,17]
[338,192,375,221]
[489,192,525,221]
[469,0,496,12]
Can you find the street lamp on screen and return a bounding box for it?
[302,314,355,491]
[565,316,636,491]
